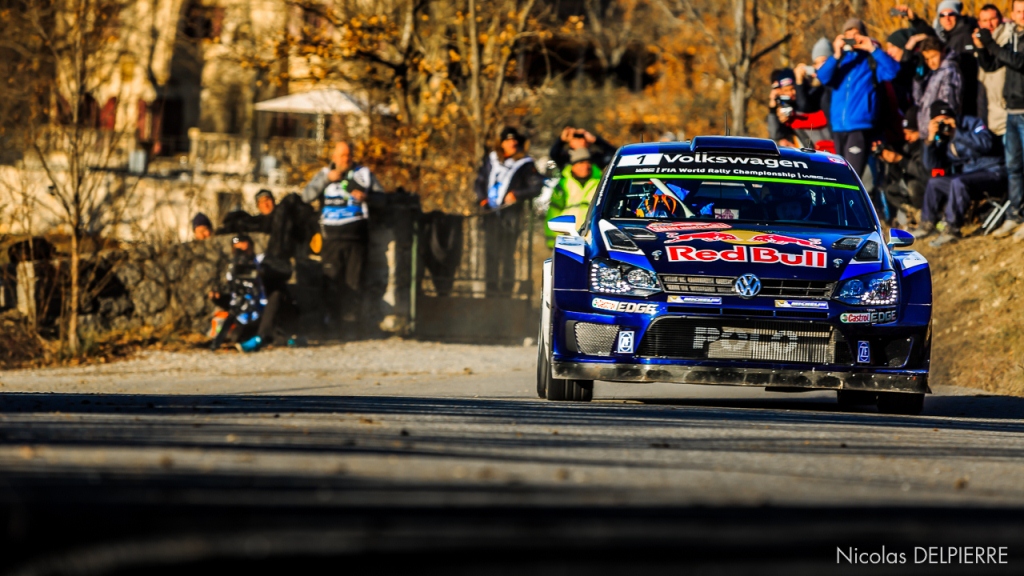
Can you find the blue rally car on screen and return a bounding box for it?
[538,137,931,415]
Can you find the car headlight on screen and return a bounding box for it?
[590,259,660,296]
[833,271,899,306]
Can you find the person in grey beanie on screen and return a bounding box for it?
[793,38,833,119]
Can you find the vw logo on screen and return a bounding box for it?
[734,273,762,298]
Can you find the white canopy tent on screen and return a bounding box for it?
[253,89,391,142]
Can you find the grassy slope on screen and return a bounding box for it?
[918,235,1024,396]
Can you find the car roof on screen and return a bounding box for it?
[616,136,831,164]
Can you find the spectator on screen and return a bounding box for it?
[913,36,963,169]
[817,19,900,177]
[545,147,602,248]
[549,126,616,170]
[888,6,939,112]
[976,4,1014,137]
[976,0,1024,239]
[912,101,1006,247]
[192,213,212,241]
[768,68,832,150]
[474,127,544,296]
[209,234,263,350]
[301,141,385,338]
[936,1,982,118]
[877,106,928,226]
[794,38,833,117]
[219,190,275,235]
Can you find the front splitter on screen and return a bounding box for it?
[552,361,930,394]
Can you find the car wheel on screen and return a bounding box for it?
[535,327,548,399]
[876,392,925,416]
[547,376,594,402]
[836,390,876,408]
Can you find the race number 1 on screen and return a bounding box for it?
[617,331,635,354]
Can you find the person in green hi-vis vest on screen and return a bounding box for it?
[545,147,602,248]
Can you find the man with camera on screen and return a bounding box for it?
[549,126,617,171]
[768,68,832,150]
[976,0,1024,239]
[876,106,928,226]
[912,101,1006,247]
[817,19,900,177]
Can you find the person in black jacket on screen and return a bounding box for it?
[877,106,928,226]
[912,102,1007,247]
[473,127,544,296]
[976,1,1024,238]
[935,0,982,118]
[549,126,616,171]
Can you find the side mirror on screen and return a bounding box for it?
[888,228,915,249]
[547,214,579,236]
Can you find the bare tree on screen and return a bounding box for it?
[0,0,145,354]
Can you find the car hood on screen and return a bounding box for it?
[608,220,885,283]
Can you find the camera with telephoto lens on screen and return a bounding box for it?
[937,122,954,139]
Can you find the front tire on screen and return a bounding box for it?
[876,392,925,415]
[537,332,593,402]
[536,326,548,399]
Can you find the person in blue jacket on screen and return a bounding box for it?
[816,18,900,177]
[912,101,1007,247]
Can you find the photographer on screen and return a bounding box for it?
[817,19,900,176]
[912,101,1007,247]
[768,68,831,150]
[913,36,962,170]
[876,106,928,226]
[887,6,939,112]
[549,126,616,170]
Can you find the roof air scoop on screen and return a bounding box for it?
[690,136,781,157]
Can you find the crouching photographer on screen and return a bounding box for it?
[875,106,928,227]
[912,101,1007,247]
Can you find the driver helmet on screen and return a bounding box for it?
[765,185,812,220]
[636,190,680,218]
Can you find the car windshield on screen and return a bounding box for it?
[602,151,876,230]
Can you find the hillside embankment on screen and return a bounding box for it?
[920,235,1024,396]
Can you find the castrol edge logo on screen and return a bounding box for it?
[667,245,828,268]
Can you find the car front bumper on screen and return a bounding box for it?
[552,360,930,394]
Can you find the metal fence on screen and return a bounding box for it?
[417,203,536,300]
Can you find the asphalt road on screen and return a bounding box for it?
[2,341,1023,575]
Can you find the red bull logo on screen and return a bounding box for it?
[667,245,827,268]
[646,222,732,233]
[663,229,826,251]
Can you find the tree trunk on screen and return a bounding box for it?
[467,0,484,162]
[730,72,748,136]
[68,232,80,355]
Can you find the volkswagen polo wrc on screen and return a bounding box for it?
[538,137,931,415]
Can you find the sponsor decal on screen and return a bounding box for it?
[693,326,801,357]
[714,208,739,220]
[668,295,722,305]
[828,157,846,165]
[666,245,827,268]
[833,258,844,268]
[857,341,871,364]
[664,229,826,250]
[592,298,659,315]
[840,310,897,324]
[775,300,829,310]
[616,331,635,354]
[646,222,732,233]
[619,153,810,170]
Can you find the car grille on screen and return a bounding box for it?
[638,318,848,364]
[573,322,620,356]
[660,274,835,300]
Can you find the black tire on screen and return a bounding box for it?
[546,376,594,402]
[536,327,548,399]
[876,392,925,416]
[836,390,876,408]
